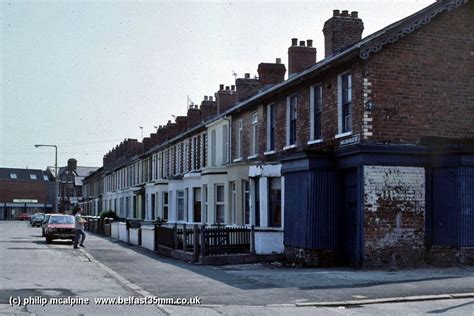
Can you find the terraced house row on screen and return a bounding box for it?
[81,0,474,268]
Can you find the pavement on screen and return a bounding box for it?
[1,221,474,315]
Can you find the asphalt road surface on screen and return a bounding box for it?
[1,221,473,315]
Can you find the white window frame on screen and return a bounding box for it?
[236,119,243,159]
[210,129,216,166]
[250,112,258,157]
[191,136,196,170]
[266,103,276,153]
[336,71,353,137]
[177,190,185,221]
[309,84,323,144]
[215,184,225,224]
[10,173,17,179]
[29,174,37,180]
[285,95,297,148]
[230,181,236,224]
[223,124,229,164]
[162,191,169,221]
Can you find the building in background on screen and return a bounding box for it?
[0,168,55,219]
[55,158,98,211]
[80,167,104,216]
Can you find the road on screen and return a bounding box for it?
[1,221,473,315]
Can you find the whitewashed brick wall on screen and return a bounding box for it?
[364,165,425,214]
[363,165,426,266]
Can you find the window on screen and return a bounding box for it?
[183,141,189,173]
[215,184,225,224]
[254,179,260,227]
[126,197,130,218]
[230,182,236,224]
[162,192,168,221]
[339,72,352,133]
[177,190,184,221]
[43,175,49,181]
[211,129,216,166]
[192,137,197,170]
[287,95,297,146]
[223,125,229,164]
[150,194,156,220]
[10,173,17,179]
[237,119,243,159]
[267,104,276,151]
[29,174,37,180]
[193,187,201,223]
[133,196,137,218]
[268,178,282,227]
[242,180,250,225]
[251,113,258,156]
[184,188,189,221]
[311,85,323,141]
[203,185,208,223]
[201,133,208,168]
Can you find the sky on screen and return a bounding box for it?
[1,0,433,170]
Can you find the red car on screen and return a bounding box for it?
[17,213,31,221]
[45,214,75,244]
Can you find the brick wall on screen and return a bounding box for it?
[231,61,366,163]
[0,180,52,204]
[366,2,474,144]
[363,165,425,267]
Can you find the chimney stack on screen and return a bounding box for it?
[175,116,188,133]
[288,38,317,75]
[323,10,364,57]
[200,96,217,121]
[187,105,202,128]
[216,84,238,114]
[257,58,286,85]
[67,158,77,171]
[165,120,178,140]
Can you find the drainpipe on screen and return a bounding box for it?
[223,116,232,164]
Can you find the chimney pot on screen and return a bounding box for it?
[333,9,340,16]
[225,86,230,90]
[299,40,306,47]
[307,39,313,47]
[276,58,281,64]
[209,96,213,101]
[231,85,235,91]
[204,95,208,101]
[219,84,224,90]
[323,9,364,57]
[244,73,250,79]
[291,38,298,46]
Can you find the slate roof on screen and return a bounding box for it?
[0,168,52,181]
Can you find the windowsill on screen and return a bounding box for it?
[233,158,242,163]
[283,144,297,150]
[264,150,276,156]
[307,139,323,145]
[335,131,353,139]
[253,227,284,232]
[247,154,258,160]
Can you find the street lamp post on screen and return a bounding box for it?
[35,144,58,212]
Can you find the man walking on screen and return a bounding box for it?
[74,208,86,249]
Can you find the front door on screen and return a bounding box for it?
[193,187,201,223]
[339,168,362,267]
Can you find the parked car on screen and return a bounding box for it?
[17,213,31,221]
[30,213,45,227]
[41,214,51,237]
[45,214,75,244]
